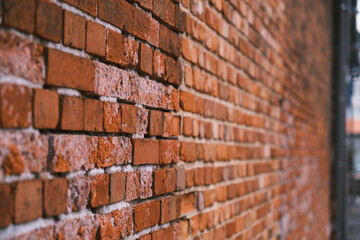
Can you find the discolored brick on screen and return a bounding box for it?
[134,200,160,232]
[110,172,125,203]
[3,0,36,33]
[0,84,32,128]
[121,104,137,133]
[0,184,13,227]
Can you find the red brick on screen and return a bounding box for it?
[0,31,44,84]
[60,96,84,131]
[153,169,166,195]
[160,140,179,164]
[0,184,13,227]
[121,104,137,133]
[103,101,121,133]
[148,110,163,136]
[181,192,195,215]
[133,8,159,47]
[180,91,196,113]
[182,37,198,62]
[36,0,62,42]
[133,139,159,165]
[44,178,68,217]
[153,168,175,195]
[64,11,86,49]
[86,21,106,57]
[153,51,165,78]
[0,84,32,128]
[47,49,95,91]
[96,136,132,167]
[125,171,140,201]
[159,25,180,57]
[136,0,153,10]
[164,55,182,86]
[3,0,36,33]
[33,89,59,129]
[163,112,180,137]
[97,207,133,239]
[140,43,153,75]
[62,0,97,16]
[134,200,160,232]
[161,196,181,224]
[106,30,139,67]
[183,116,193,136]
[153,0,176,27]
[89,174,109,207]
[180,142,197,162]
[175,6,186,33]
[110,172,125,203]
[139,171,153,199]
[84,99,103,132]
[139,234,151,240]
[98,0,134,33]
[14,180,42,223]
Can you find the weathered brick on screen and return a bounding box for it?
[179,91,196,113]
[0,84,32,128]
[0,184,13,227]
[159,140,179,164]
[139,171,153,199]
[125,171,140,201]
[103,101,121,133]
[97,137,132,167]
[44,178,68,216]
[97,208,133,239]
[55,215,96,239]
[33,89,59,129]
[134,200,160,232]
[3,0,36,33]
[67,175,90,212]
[86,21,106,57]
[84,99,103,132]
[50,135,98,172]
[36,0,62,42]
[89,174,109,207]
[14,180,42,223]
[110,172,125,203]
[60,96,84,131]
[0,31,44,84]
[64,11,86,49]
[47,49,95,91]
[164,55,182,85]
[133,139,159,165]
[98,0,134,33]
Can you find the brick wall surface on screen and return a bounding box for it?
[0,0,332,239]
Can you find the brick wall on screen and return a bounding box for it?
[0,0,332,239]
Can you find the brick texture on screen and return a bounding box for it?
[0,1,333,239]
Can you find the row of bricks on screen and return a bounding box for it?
[184,65,282,108]
[182,115,271,142]
[1,0,185,58]
[1,31,179,110]
[0,83,180,135]
[0,130,282,176]
[0,167,180,228]
[0,132,180,176]
[180,90,281,123]
[0,174,279,234]
[180,141,282,163]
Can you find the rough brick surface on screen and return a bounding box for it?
[0,0,333,239]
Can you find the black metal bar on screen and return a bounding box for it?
[335,0,351,239]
